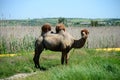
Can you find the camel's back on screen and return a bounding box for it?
[43,30,75,51]
[59,31,74,47]
[43,33,63,51]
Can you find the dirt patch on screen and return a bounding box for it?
[0,72,37,80]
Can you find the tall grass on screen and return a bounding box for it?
[95,35,116,48]
[0,37,7,53]
[0,35,35,54]
[0,26,120,53]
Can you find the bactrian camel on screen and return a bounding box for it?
[33,23,89,69]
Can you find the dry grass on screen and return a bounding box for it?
[66,27,120,48]
[0,26,120,53]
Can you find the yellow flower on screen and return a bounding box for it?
[96,48,120,51]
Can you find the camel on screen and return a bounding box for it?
[33,24,89,70]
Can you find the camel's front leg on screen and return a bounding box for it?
[65,53,69,64]
[61,52,66,64]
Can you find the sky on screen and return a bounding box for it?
[0,0,120,19]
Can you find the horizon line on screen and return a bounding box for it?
[1,17,120,20]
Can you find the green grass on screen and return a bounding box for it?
[0,35,35,54]
[0,49,120,80]
[0,51,35,78]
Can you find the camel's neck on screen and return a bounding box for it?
[72,38,87,48]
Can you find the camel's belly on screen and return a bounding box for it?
[45,44,61,51]
[43,39,62,51]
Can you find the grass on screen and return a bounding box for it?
[0,49,120,80]
[0,51,35,78]
[0,35,35,54]
[0,26,120,54]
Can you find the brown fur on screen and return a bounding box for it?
[81,29,89,35]
[81,29,89,39]
[41,23,51,33]
[55,23,66,33]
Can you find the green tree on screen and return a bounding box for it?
[91,20,98,27]
[58,17,68,27]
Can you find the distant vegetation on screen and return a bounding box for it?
[0,18,120,27]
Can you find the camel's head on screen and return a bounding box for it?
[41,23,51,33]
[81,29,89,39]
[55,23,66,33]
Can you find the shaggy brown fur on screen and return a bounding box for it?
[41,23,51,33]
[81,29,89,39]
[55,23,66,33]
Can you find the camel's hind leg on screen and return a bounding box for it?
[33,45,44,69]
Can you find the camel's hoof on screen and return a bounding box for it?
[34,66,39,69]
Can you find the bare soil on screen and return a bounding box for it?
[0,72,37,80]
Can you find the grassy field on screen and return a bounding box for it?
[0,26,120,80]
[0,49,120,80]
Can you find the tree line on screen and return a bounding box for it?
[0,18,120,27]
